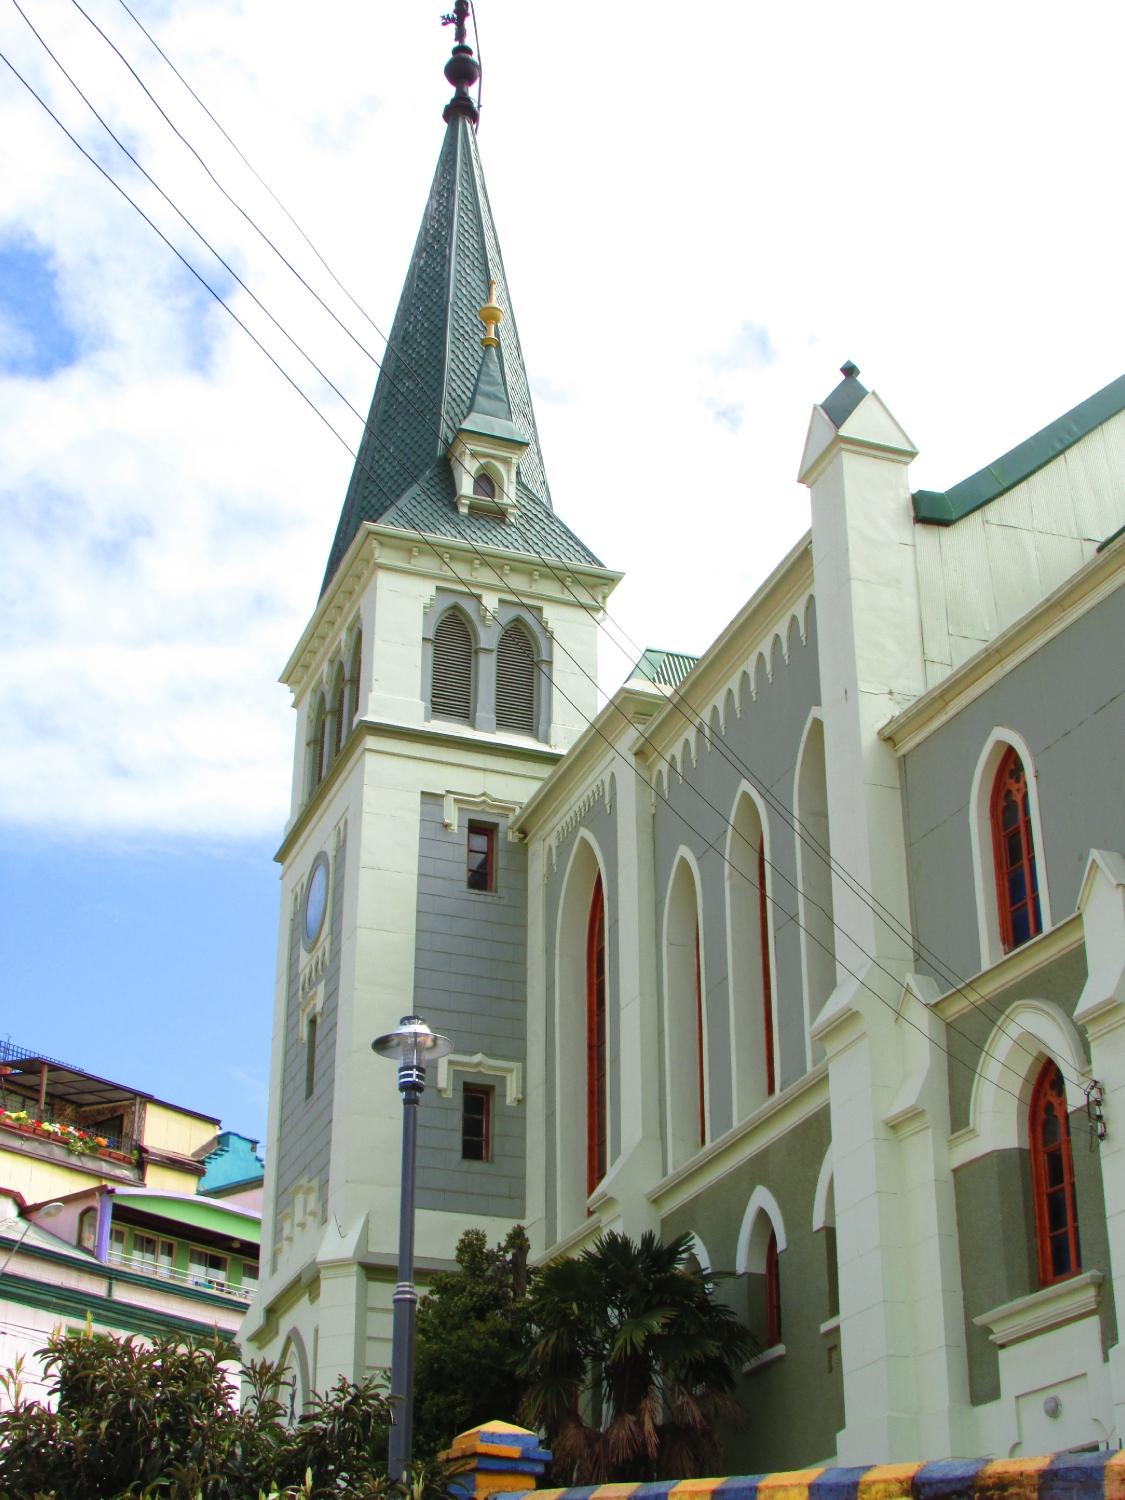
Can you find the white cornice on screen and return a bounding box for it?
[636,534,814,763]
[931,913,1085,1024]
[881,533,1125,756]
[647,1064,828,1215]
[282,521,623,699]
[974,1271,1103,1347]
[510,684,661,838]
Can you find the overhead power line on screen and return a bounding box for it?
[77,0,1073,1092]
[0,42,1069,1114]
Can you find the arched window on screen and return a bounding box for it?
[726,791,776,1117]
[331,665,346,759]
[991,747,1043,952]
[495,621,536,734]
[431,610,473,722]
[664,856,706,1167]
[757,839,776,1096]
[765,1229,781,1346]
[348,631,362,725]
[1030,1059,1080,1285]
[308,695,327,794]
[586,874,607,1196]
[473,469,496,500]
[796,715,836,1050]
[694,923,705,1147]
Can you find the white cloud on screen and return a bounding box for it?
[1,0,1122,836]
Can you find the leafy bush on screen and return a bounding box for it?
[0,1329,411,1499]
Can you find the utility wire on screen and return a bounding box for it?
[0,46,1050,1112]
[83,0,1074,1090]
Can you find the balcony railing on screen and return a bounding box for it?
[107,1250,255,1302]
[0,1108,136,1163]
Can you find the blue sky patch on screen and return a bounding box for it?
[0,239,80,378]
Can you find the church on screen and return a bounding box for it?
[241,10,1125,1472]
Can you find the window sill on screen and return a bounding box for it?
[819,1316,840,1336]
[742,1343,785,1374]
[973,1269,1103,1347]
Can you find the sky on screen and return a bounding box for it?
[1,0,1122,1148]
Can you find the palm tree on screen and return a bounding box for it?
[520,1230,754,1484]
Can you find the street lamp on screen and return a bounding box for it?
[372,1014,452,1483]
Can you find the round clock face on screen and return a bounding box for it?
[303,856,329,948]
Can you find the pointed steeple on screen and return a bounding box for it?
[320,18,600,595]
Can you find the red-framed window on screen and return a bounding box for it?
[695,922,706,1147]
[990,747,1043,953]
[1030,1059,1081,1285]
[758,838,776,1096]
[462,1085,492,1162]
[586,875,607,1196]
[765,1229,781,1346]
[467,822,496,892]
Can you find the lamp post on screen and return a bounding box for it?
[372,1015,452,1483]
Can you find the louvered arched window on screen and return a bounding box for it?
[431,610,473,722]
[496,621,536,734]
[990,747,1042,952]
[349,631,362,725]
[1030,1060,1080,1285]
[332,666,346,759]
[473,470,496,500]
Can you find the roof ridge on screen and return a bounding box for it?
[913,372,1125,526]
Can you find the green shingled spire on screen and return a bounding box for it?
[320,110,600,594]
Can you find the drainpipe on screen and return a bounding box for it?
[94,1190,112,1263]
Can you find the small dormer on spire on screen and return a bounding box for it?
[450,280,529,520]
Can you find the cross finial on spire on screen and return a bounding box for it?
[441,2,480,124]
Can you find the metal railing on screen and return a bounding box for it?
[107,1250,255,1302]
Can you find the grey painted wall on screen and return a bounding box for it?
[273,839,343,1259]
[903,585,1125,982]
[413,794,527,1217]
[653,604,822,1153]
[954,1123,1116,1405]
[660,1104,841,1471]
[541,780,619,1246]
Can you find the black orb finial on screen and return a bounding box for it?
[441,1,480,124]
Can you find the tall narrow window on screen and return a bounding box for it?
[305,1015,317,1100]
[467,822,496,892]
[431,610,473,722]
[758,838,776,1096]
[586,875,607,1196]
[695,922,706,1147]
[309,696,326,794]
[462,1085,491,1161]
[473,470,496,500]
[991,747,1043,953]
[332,666,346,758]
[1031,1060,1080,1285]
[496,621,536,734]
[765,1230,782,1346]
[349,631,362,725]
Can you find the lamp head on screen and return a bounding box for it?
[372,1016,453,1095]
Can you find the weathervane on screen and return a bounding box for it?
[441,1,470,47]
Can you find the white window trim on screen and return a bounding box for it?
[969,727,1053,970]
[973,1270,1103,1347]
[436,1052,523,1106]
[736,1184,787,1274]
[442,791,521,834]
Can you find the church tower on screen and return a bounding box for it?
[242,12,618,1396]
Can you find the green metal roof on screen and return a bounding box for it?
[913,373,1125,526]
[321,115,602,593]
[112,1192,260,1244]
[629,648,699,689]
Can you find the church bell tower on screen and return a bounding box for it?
[242,9,619,1396]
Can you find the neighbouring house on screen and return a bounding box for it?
[245,11,1125,1471]
[0,1041,261,1403]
